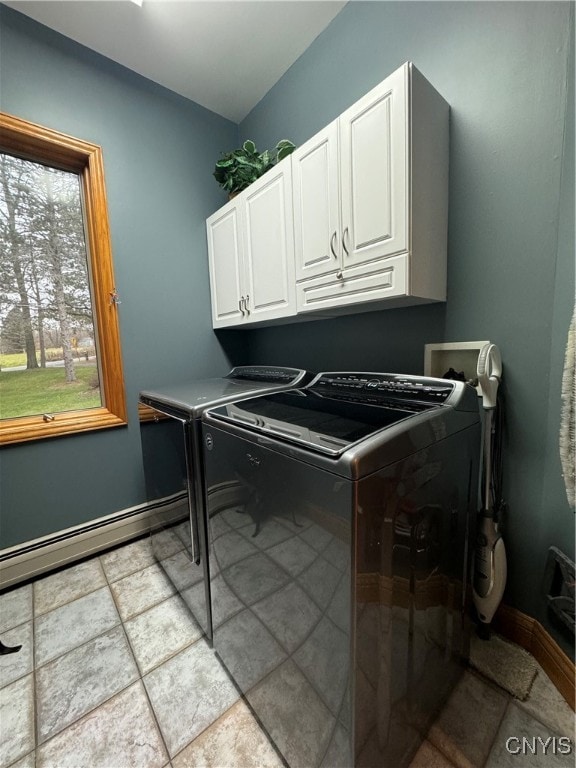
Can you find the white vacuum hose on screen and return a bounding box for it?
[473,344,506,639]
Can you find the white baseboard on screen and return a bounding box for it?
[0,494,186,591]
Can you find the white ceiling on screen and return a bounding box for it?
[5,0,347,122]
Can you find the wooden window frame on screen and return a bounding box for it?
[0,112,127,445]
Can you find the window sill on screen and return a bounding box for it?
[0,408,127,446]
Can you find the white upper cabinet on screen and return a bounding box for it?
[242,163,296,324]
[206,201,245,327]
[339,63,407,268]
[294,63,449,316]
[292,67,407,287]
[206,62,449,328]
[292,120,340,281]
[206,158,295,328]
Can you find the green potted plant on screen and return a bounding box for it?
[213,139,295,197]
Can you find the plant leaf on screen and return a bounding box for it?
[276,139,296,162]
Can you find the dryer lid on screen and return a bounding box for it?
[138,366,308,419]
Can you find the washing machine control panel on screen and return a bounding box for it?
[310,372,455,406]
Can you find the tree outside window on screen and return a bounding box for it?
[0,113,126,445]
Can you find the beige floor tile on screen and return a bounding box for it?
[0,584,32,634]
[247,659,334,768]
[159,548,204,592]
[485,702,575,768]
[34,559,106,616]
[37,681,168,768]
[36,625,139,743]
[35,586,120,666]
[4,538,572,768]
[186,572,243,629]
[100,537,157,583]
[173,520,194,549]
[110,561,176,621]
[152,527,188,561]
[517,663,576,739]
[0,621,33,688]
[428,670,508,768]
[410,739,456,767]
[123,594,202,674]
[0,673,35,767]
[6,750,35,768]
[320,723,353,768]
[144,639,239,757]
[172,699,284,768]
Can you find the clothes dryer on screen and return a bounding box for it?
[138,366,309,640]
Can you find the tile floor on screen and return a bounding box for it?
[1,534,574,768]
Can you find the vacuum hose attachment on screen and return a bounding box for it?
[473,343,506,639]
[477,343,502,410]
[473,512,507,638]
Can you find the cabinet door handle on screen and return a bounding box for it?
[336,270,344,280]
[239,296,246,316]
[342,227,350,257]
[245,294,250,315]
[330,231,338,259]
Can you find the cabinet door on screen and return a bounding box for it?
[339,63,408,272]
[292,121,340,281]
[206,200,245,328]
[242,159,296,322]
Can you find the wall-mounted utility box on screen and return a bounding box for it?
[424,341,489,395]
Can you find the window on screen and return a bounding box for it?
[0,113,126,445]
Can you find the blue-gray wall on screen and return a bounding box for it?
[239,1,575,652]
[0,6,245,546]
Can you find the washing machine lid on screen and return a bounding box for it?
[205,372,458,456]
[138,366,308,419]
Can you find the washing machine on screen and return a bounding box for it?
[201,371,481,767]
[138,366,309,640]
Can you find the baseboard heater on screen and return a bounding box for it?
[0,493,186,591]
